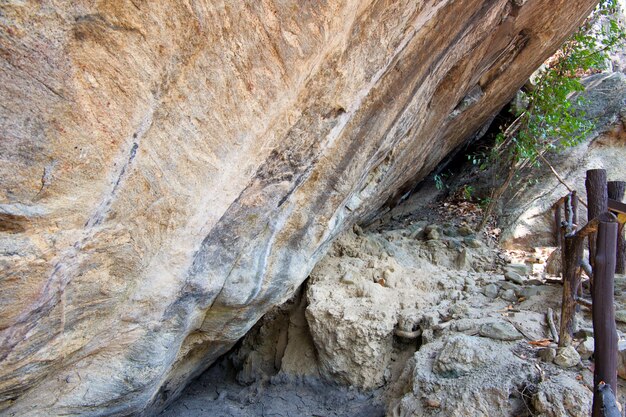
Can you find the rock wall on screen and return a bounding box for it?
[0,0,598,415]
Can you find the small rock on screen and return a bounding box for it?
[433,334,490,377]
[458,225,473,237]
[425,225,440,240]
[504,271,524,285]
[340,271,356,285]
[425,397,441,408]
[505,263,529,276]
[574,328,594,339]
[464,237,482,248]
[538,347,557,363]
[501,289,517,302]
[553,345,580,368]
[577,338,594,360]
[449,302,469,319]
[443,225,459,237]
[518,286,543,299]
[455,248,472,270]
[545,247,562,276]
[453,320,476,332]
[446,238,462,249]
[615,310,626,324]
[464,284,479,294]
[421,328,435,344]
[615,274,626,295]
[464,276,476,287]
[500,281,521,292]
[479,321,523,341]
[421,311,440,328]
[483,283,499,299]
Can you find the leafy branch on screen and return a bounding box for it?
[476,0,625,230]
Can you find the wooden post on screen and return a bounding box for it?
[571,190,578,227]
[592,220,619,417]
[586,169,608,269]
[558,232,585,347]
[608,181,625,274]
[559,192,583,347]
[555,202,562,247]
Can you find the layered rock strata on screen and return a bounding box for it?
[0,0,598,415]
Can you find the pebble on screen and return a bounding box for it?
[340,271,356,285]
[518,286,543,299]
[479,321,523,341]
[506,263,530,276]
[458,225,473,237]
[446,239,462,249]
[499,281,521,292]
[455,249,472,270]
[483,283,499,299]
[501,289,517,302]
[504,271,524,285]
[425,397,441,408]
[538,347,557,363]
[425,225,440,240]
[553,345,580,368]
[574,328,594,339]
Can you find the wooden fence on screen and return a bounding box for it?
[552,169,625,417]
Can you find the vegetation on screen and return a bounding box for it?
[475,0,626,230]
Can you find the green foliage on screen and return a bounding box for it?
[501,0,625,166]
[434,173,445,191]
[476,0,625,229]
[461,184,475,201]
[434,170,453,191]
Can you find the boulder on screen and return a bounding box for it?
[0,0,600,415]
[433,334,492,377]
[483,283,499,299]
[554,346,581,368]
[479,321,523,341]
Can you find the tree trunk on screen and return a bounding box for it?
[555,203,562,248]
[592,221,619,417]
[586,169,608,269]
[608,181,626,274]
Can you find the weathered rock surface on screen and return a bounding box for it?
[0,0,598,415]
[304,223,502,389]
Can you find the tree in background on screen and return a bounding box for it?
[477,0,626,230]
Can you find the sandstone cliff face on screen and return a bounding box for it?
[0,1,598,415]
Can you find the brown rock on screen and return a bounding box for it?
[0,0,598,415]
